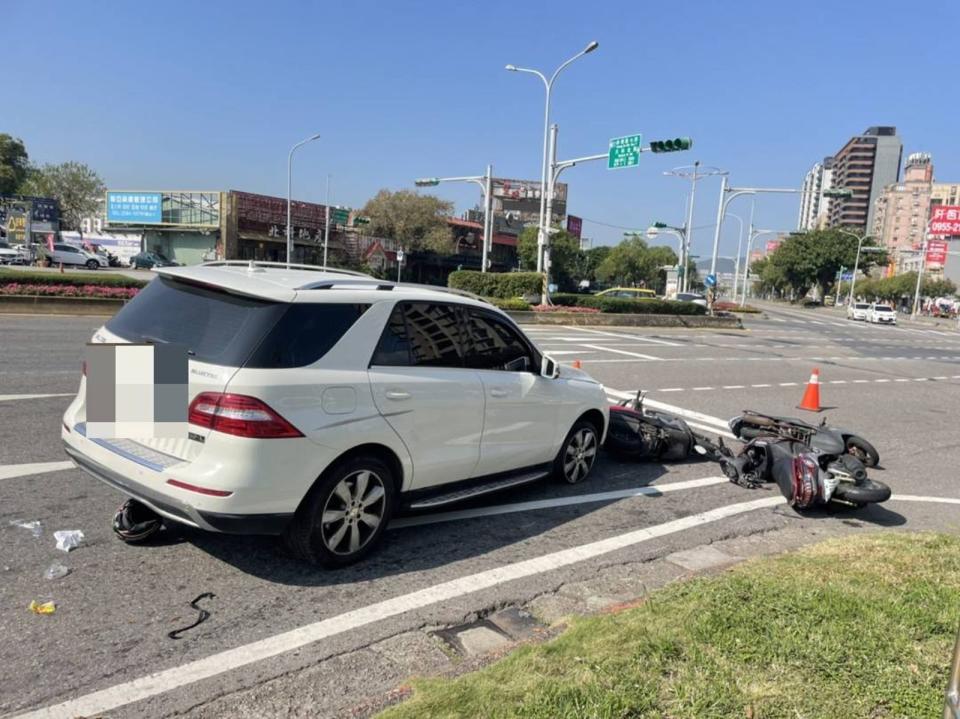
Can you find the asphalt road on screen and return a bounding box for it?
[1,305,959,718]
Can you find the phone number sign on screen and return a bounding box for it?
[929,205,960,236]
[107,192,163,224]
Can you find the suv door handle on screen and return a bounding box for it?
[384,389,411,401]
[489,388,509,398]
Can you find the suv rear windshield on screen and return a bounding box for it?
[106,277,367,367]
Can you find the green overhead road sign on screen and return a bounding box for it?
[608,134,643,169]
[330,208,350,225]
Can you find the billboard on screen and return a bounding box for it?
[566,215,583,238]
[929,205,960,236]
[926,239,948,265]
[765,239,782,254]
[107,192,162,224]
[491,178,567,225]
[232,190,329,242]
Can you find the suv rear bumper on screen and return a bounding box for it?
[64,443,292,535]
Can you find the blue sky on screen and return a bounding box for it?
[6,0,958,258]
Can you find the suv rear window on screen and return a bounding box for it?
[106,277,366,367]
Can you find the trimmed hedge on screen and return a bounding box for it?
[448,271,544,299]
[0,268,147,289]
[550,293,707,315]
[488,297,532,311]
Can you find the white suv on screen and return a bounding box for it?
[62,262,608,566]
[847,302,870,321]
[48,243,108,269]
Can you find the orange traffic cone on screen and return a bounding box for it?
[572,359,582,369]
[797,367,821,412]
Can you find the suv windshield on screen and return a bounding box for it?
[855,303,870,310]
[875,306,893,312]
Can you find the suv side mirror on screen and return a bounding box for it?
[540,355,560,379]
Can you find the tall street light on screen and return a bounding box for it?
[506,40,599,274]
[415,165,494,272]
[837,229,880,306]
[286,132,321,268]
[740,228,792,306]
[663,163,726,292]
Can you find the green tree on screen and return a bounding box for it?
[19,161,106,231]
[0,134,30,195]
[595,235,676,289]
[572,245,611,288]
[517,226,582,291]
[361,189,453,253]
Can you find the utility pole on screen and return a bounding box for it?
[322,174,331,270]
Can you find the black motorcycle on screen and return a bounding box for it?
[730,410,880,467]
[720,435,891,509]
[606,391,726,461]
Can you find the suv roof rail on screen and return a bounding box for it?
[298,277,488,303]
[200,260,373,278]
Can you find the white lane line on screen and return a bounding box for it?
[659,388,685,392]
[692,386,714,391]
[852,379,870,383]
[779,382,798,387]
[562,326,682,346]
[392,476,732,529]
[752,383,771,388]
[914,377,928,382]
[12,495,785,719]
[891,495,960,506]
[934,376,948,380]
[606,390,731,432]
[874,379,891,383]
[580,344,662,360]
[540,350,597,356]
[0,461,75,481]
[0,393,74,402]
[723,385,746,389]
[829,380,847,384]
[894,378,911,383]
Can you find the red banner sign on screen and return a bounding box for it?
[566,215,582,238]
[926,239,948,265]
[765,239,781,254]
[929,205,960,236]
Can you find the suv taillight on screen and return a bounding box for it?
[188,392,303,439]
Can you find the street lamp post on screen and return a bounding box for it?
[506,40,599,275]
[732,201,754,301]
[664,163,726,292]
[912,234,929,319]
[415,164,495,272]
[740,228,791,306]
[322,174,331,270]
[836,230,878,306]
[286,132,321,268]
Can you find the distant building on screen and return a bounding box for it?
[827,126,903,232]
[797,158,834,230]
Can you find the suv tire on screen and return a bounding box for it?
[553,419,599,484]
[284,455,396,567]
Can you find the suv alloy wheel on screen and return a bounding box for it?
[554,419,599,484]
[284,455,396,566]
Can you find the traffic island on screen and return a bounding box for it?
[506,310,742,328]
[0,295,127,315]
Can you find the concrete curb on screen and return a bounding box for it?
[506,311,742,329]
[0,295,127,315]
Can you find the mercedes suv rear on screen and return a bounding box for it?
[62,262,608,566]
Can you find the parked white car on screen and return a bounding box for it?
[847,302,871,321]
[48,243,108,269]
[675,292,708,307]
[868,303,897,325]
[63,262,609,566]
[0,241,21,264]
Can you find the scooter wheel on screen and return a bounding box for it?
[845,436,880,467]
[833,479,890,505]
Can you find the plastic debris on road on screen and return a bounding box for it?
[44,562,71,580]
[53,530,84,552]
[28,600,57,615]
[10,520,42,538]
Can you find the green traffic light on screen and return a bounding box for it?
[653,222,668,228]
[649,137,693,153]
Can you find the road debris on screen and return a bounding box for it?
[53,529,84,552]
[44,562,71,580]
[168,592,216,640]
[10,520,42,538]
[28,600,57,615]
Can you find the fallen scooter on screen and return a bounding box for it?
[606,391,726,461]
[730,410,880,467]
[719,435,891,509]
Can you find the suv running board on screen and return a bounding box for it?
[406,470,550,510]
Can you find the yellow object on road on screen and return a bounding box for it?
[28,600,57,615]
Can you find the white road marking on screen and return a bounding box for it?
[607,390,731,432]
[561,326,682,346]
[541,350,597,356]
[12,495,785,719]
[723,385,746,389]
[392,476,732,528]
[0,393,74,402]
[0,461,75,481]
[891,495,960,506]
[659,388,685,392]
[829,380,847,384]
[779,382,798,387]
[692,386,714,391]
[580,343,662,360]
[752,383,772,388]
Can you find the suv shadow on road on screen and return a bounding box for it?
[164,456,683,587]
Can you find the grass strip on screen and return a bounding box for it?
[380,532,960,719]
